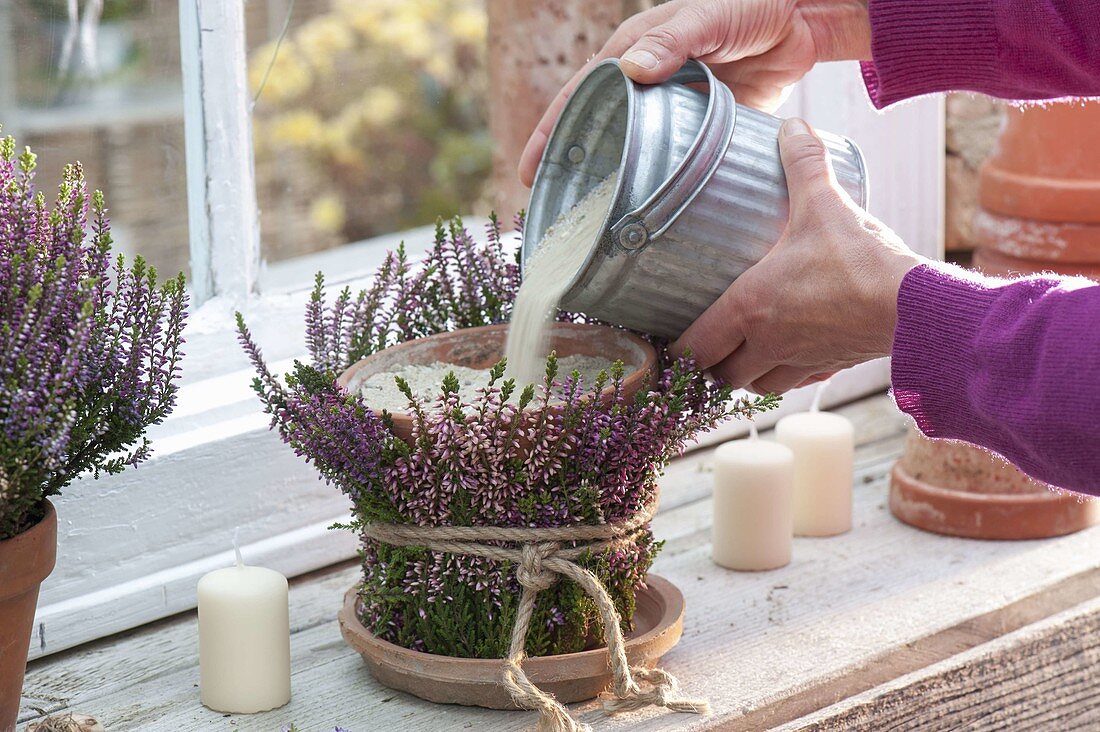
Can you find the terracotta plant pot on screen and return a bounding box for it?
[338,574,684,709]
[971,216,1100,278]
[337,322,657,443]
[890,430,1099,540]
[972,101,1100,276]
[0,501,57,732]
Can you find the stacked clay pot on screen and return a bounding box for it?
[972,102,1100,276]
[891,101,1100,540]
[891,431,1100,540]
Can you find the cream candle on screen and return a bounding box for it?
[198,535,291,714]
[711,426,794,571]
[775,392,855,537]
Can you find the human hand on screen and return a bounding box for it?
[671,118,924,395]
[518,0,871,186]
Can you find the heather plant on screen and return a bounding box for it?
[0,130,187,540]
[238,216,776,657]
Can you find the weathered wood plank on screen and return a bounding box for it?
[25,394,1100,732]
[19,563,361,725]
[20,395,904,728]
[19,394,910,730]
[777,594,1100,731]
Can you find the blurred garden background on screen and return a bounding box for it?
[0,0,994,284]
[2,0,493,278]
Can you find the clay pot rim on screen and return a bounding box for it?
[336,322,658,442]
[0,499,58,601]
[338,573,682,669]
[891,463,1082,507]
[338,321,656,392]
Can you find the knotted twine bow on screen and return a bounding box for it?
[361,501,710,732]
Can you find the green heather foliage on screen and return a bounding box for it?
[239,216,777,657]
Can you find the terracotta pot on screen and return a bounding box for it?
[971,209,1100,277]
[337,322,657,443]
[978,103,1100,224]
[338,574,684,709]
[890,430,1099,540]
[973,101,1100,275]
[0,501,57,732]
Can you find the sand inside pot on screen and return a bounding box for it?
[358,354,615,412]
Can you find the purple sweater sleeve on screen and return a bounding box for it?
[860,0,1100,108]
[892,263,1100,493]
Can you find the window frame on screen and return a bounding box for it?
[180,0,260,305]
[27,1,945,659]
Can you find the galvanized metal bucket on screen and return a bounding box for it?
[524,59,867,339]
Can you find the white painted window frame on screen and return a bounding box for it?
[179,0,260,305]
[29,2,944,659]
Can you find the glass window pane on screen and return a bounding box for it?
[2,0,190,280]
[246,0,490,263]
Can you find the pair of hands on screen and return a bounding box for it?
[519,0,924,394]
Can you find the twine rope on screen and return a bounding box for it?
[361,501,709,732]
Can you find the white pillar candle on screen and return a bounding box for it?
[198,541,291,714]
[711,434,794,571]
[775,411,855,537]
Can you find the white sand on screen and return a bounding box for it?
[358,354,615,412]
[505,175,616,385]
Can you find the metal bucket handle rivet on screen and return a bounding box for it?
[608,60,736,251]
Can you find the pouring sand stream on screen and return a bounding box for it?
[354,175,619,409]
[505,175,617,384]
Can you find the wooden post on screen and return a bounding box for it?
[486,0,625,220]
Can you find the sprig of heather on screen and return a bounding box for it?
[238,216,778,657]
[0,131,188,539]
[304,214,520,374]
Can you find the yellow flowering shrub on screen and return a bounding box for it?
[248,39,313,104]
[250,0,490,252]
[309,193,347,234]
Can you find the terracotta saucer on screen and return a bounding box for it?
[337,322,656,444]
[889,433,1100,540]
[338,574,684,709]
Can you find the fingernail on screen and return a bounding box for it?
[781,118,812,138]
[622,49,660,70]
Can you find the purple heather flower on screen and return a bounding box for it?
[0,133,187,539]
[238,215,778,657]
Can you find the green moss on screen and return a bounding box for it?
[359,529,658,659]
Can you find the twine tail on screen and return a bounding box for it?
[553,561,711,720]
[600,666,712,715]
[502,545,592,732]
[362,503,704,728]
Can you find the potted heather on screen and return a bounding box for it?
[0,131,186,731]
[238,218,774,729]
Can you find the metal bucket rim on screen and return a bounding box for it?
[523,58,635,286]
[525,59,732,315]
[845,136,870,210]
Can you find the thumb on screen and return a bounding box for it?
[778,118,839,214]
[620,10,720,83]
